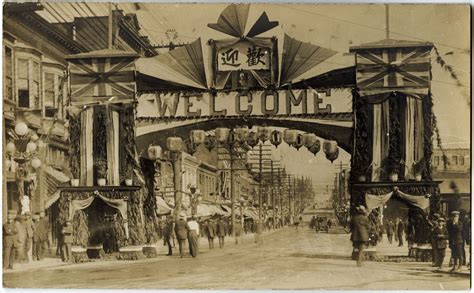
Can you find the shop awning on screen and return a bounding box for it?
[44,166,70,209]
[156,196,173,215]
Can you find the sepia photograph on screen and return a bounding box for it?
[1,1,471,290]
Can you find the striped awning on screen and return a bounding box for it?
[44,166,70,209]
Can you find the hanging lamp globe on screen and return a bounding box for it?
[293,134,304,150]
[283,129,297,145]
[325,148,339,163]
[6,142,16,155]
[147,145,162,160]
[303,133,318,149]
[30,133,39,142]
[247,131,259,148]
[14,122,29,136]
[323,140,338,155]
[5,159,12,169]
[215,128,230,143]
[167,137,183,152]
[190,130,206,145]
[257,126,271,142]
[26,142,37,153]
[204,135,217,151]
[308,140,321,155]
[31,158,42,169]
[234,127,249,142]
[186,140,197,155]
[270,130,282,148]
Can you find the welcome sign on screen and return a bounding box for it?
[137,89,332,119]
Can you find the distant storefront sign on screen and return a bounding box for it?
[217,41,271,71]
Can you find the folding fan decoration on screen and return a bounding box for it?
[207,4,250,37]
[135,38,207,89]
[279,34,337,86]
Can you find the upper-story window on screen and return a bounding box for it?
[452,156,458,165]
[433,156,440,166]
[459,156,465,166]
[17,58,29,108]
[4,47,13,101]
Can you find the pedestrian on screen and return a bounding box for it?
[293,215,300,230]
[386,220,394,244]
[187,216,200,258]
[24,212,35,262]
[206,219,216,249]
[447,211,464,271]
[163,216,174,256]
[255,219,263,244]
[32,215,41,261]
[433,218,449,269]
[461,213,470,266]
[3,210,18,270]
[216,216,226,248]
[327,219,332,230]
[174,215,189,258]
[397,218,404,246]
[61,220,73,262]
[350,205,369,267]
[234,222,243,244]
[14,215,27,263]
[39,211,49,257]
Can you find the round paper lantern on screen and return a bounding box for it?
[283,129,297,145]
[257,126,271,142]
[148,145,162,160]
[14,122,29,136]
[325,148,339,163]
[30,133,39,142]
[190,130,206,145]
[234,127,249,142]
[204,135,217,151]
[26,142,37,153]
[323,141,338,155]
[293,134,304,150]
[31,158,41,169]
[270,130,282,148]
[6,142,16,154]
[247,131,259,148]
[215,128,230,143]
[308,140,321,155]
[303,133,318,149]
[167,137,183,152]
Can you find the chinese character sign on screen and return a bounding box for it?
[217,41,271,71]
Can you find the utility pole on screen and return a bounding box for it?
[258,144,263,221]
[293,177,297,215]
[278,168,283,227]
[271,160,275,229]
[385,4,390,39]
[230,146,236,243]
[288,174,292,221]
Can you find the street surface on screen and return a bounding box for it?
[4,227,470,290]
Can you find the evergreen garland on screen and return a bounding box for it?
[73,210,90,248]
[433,46,464,88]
[68,115,81,178]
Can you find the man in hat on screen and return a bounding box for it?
[174,214,189,258]
[433,218,449,269]
[447,211,464,271]
[216,216,226,248]
[3,210,19,269]
[206,219,216,249]
[14,214,27,263]
[32,215,41,261]
[39,211,49,258]
[396,218,405,247]
[386,219,395,244]
[350,205,369,267]
[61,220,73,262]
[24,212,35,262]
[162,216,174,256]
[255,219,264,244]
[187,216,200,257]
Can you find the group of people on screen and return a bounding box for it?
[309,216,332,232]
[3,210,49,270]
[380,218,406,246]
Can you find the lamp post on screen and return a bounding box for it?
[5,121,42,214]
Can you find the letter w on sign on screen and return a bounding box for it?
[356,47,430,96]
[69,56,136,106]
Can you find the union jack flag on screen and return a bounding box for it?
[69,56,136,105]
[355,47,431,95]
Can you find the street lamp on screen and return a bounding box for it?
[6,121,42,214]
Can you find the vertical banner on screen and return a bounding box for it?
[106,108,120,185]
[371,104,382,181]
[404,97,416,179]
[80,108,94,185]
[414,98,424,162]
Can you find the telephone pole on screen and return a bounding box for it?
[258,144,263,220]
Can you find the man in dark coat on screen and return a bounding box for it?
[32,215,41,261]
[174,216,189,258]
[61,220,73,262]
[206,219,217,249]
[433,218,449,269]
[163,217,174,256]
[447,211,464,271]
[3,211,18,270]
[216,216,226,248]
[461,213,470,266]
[397,218,405,246]
[350,205,370,267]
[386,220,394,244]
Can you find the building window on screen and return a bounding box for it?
[4,47,13,101]
[452,156,458,165]
[44,72,57,117]
[32,61,40,109]
[17,58,29,108]
[459,156,465,166]
[434,156,439,166]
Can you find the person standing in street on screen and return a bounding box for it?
[61,220,73,262]
[216,216,226,248]
[39,211,49,257]
[447,210,464,271]
[163,216,174,256]
[32,215,41,261]
[14,215,27,263]
[187,216,200,257]
[397,218,404,246]
[350,205,369,267]
[433,218,449,269]
[174,215,189,258]
[206,219,216,249]
[462,213,470,268]
[24,212,35,262]
[255,219,263,244]
[293,215,300,230]
[234,222,243,244]
[3,210,18,270]
[386,220,394,244]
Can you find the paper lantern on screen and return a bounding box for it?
[323,141,338,155]
[257,126,271,142]
[167,137,183,152]
[190,130,206,145]
[293,134,304,150]
[283,129,297,145]
[30,133,39,142]
[308,140,321,155]
[325,148,339,163]
[234,127,249,142]
[14,122,28,136]
[31,158,41,169]
[147,145,162,160]
[26,142,37,153]
[6,142,16,154]
[204,135,217,151]
[303,133,318,148]
[270,130,282,148]
[247,131,259,148]
[215,128,230,143]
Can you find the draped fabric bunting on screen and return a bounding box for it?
[106,108,120,185]
[280,34,337,86]
[371,100,390,181]
[80,108,94,186]
[207,4,250,37]
[135,38,207,89]
[413,97,425,168]
[403,96,424,178]
[69,194,129,238]
[156,196,173,215]
[365,192,393,211]
[397,190,430,210]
